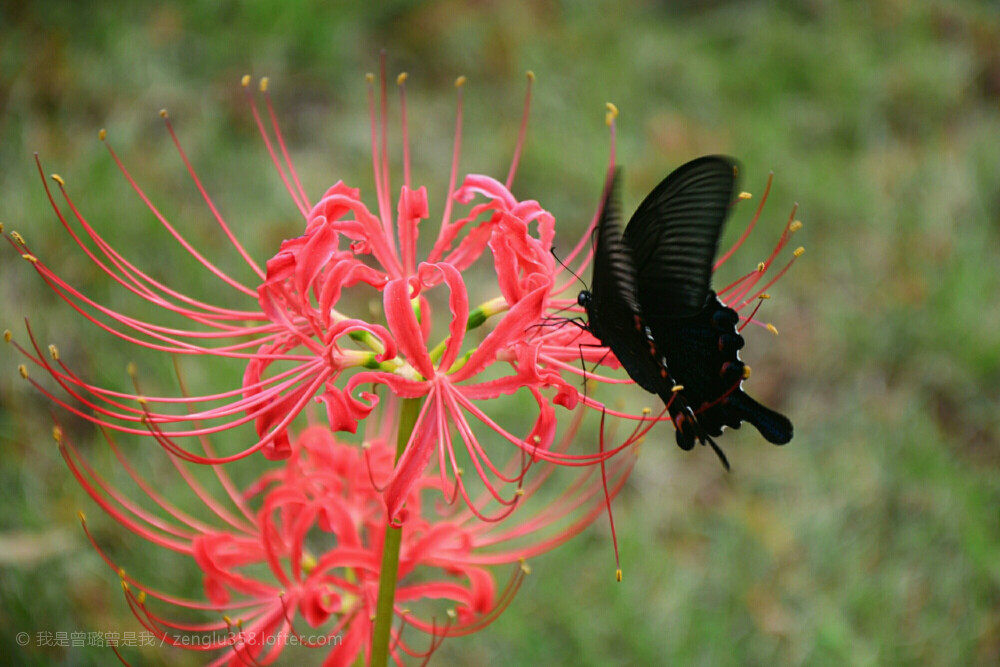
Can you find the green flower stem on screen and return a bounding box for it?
[370,397,422,667]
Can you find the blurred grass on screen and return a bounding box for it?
[2,0,999,665]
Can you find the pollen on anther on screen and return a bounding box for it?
[455,75,467,88]
[47,344,59,360]
[526,70,536,81]
[515,489,524,497]
[520,561,532,575]
[158,109,168,118]
[739,192,752,200]
[259,77,269,92]
[21,254,38,263]
[53,425,63,443]
[790,220,803,232]
[446,609,457,619]
[137,591,147,605]
[17,364,28,379]
[365,73,374,83]
[126,362,137,377]
[794,246,805,257]
[10,231,25,245]
[757,262,766,272]
[605,101,619,126]
[0,222,4,233]
[759,293,771,300]
[766,323,779,336]
[136,396,148,406]
[3,330,11,343]
[240,75,251,88]
[50,174,65,186]
[77,510,86,523]
[98,129,107,141]
[641,407,652,415]
[396,72,408,85]
[616,568,623,582]
[743,365,752,380]
[672,384,685,392]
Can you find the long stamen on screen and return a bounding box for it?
[397,72,412,190]
[440,76,466,230]
[240,76,308,218]
[505,71,534,191]
[259,77,311,210]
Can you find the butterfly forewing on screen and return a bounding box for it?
[587,169,672,397]
[622,156,738,319]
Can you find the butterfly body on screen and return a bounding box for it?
[579,156,792,466]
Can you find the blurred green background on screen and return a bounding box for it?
[2,0,999,665]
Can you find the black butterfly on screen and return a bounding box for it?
[577,157,792,468]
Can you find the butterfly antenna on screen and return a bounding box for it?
[551,246,588,291]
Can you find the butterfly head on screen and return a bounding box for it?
[576,290,592,309]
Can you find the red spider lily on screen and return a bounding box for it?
[59,398,636,666]
[535,105,805,412]
[3,60,645,527]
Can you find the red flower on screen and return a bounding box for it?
[58,398,634,665]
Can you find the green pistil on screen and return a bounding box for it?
[427,296,508,365]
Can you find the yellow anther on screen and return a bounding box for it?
[521,562,532,575]
[77,510,86,522]
[759,293,771,300]
[48,344,59,360]
[21,254,37,263]
[51,174,65,186]
[259,77,269,92]
[361,440,371,449]
[526,70,535,81]
[241,74,251,88]
[532,435,541,444]
[766,323,779,336]
[365,72,374,84]
[757,261,766,272]
[137,591,146,605]
[126,362,137,377]
[118,567,126,579]
[301,553,318,573]
[446,608,457,619]
[53,425,63,443]
[739,191,752,200]
[11,231,24,244]
[223,615,233,626]
[0,222,4,233]
[136,396,148,406]
[790,220,803,232]
[98,128,107,141]
[121,580,129,592]
[399,608,411,615]
[742,365,752,380]
[616,568,623,582]
[456,467,464,476]
[672,384,685,392]
[17,364,28,379]
[641,407,652,415]
[605,101,619,126]
[515,488,524,497]
[794,246,805,257]
[396,72,408,85]
[3,330,11,343]
[159,108,168,118]
[455,75,467,88]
